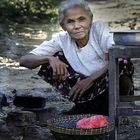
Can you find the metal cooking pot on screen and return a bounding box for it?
[112,30,140,46]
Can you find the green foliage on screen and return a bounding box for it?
[0,0,63,23]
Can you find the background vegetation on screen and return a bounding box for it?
[0,0,63,24]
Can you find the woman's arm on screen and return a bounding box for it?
[20,53,69,80]
[20,54,50,69]
[69,64,108,102]
[20,34,63,69]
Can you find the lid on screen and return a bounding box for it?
[111,30,140,33]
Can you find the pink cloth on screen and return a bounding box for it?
[76,115,108,129]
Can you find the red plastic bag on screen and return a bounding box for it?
[76,115,108,129]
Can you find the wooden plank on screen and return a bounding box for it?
[120,95,140,102]
[109,48,118,140]
[133,110,140,115]
[109,47,140,58]
[117,107,134,116]
[109,49,117,122]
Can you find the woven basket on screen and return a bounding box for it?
[47,114,114,140]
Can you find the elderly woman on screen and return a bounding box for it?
[20,0,134,115]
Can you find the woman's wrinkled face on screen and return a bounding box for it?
[62,7,92,42]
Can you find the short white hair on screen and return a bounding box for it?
[59,0,93,27]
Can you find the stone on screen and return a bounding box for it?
[6,110,37,127]
[13,96,46,109]
[13,88,69,110]
[23,101,75,124]
[0,119,11,140]
[19,125,55,140]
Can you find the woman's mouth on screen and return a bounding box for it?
[74,31,84,36]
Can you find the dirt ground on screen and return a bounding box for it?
[0,0,140,139]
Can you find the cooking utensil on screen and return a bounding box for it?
[112,30,140,46]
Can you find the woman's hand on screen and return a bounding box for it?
[69,77,94,102]
[48,56,69,81]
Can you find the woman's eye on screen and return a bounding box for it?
[79,17,86,21]
[67,20,74,24]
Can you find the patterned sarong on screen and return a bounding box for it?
[38,52,134,114]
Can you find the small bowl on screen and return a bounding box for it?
[112,30,140,46]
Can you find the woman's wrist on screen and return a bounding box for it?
[88,76,95,83]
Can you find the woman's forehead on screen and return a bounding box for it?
[64,7,89,19]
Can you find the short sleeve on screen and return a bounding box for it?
[30,35,62,56]
[97,22,115,53]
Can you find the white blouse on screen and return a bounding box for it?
[30,21,115,76]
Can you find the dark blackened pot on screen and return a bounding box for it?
[112,30,140,46]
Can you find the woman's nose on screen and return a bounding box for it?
[74,21,81,29]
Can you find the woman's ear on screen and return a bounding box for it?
[61,25,66,31]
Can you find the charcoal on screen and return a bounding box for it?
[13,96,46,109]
